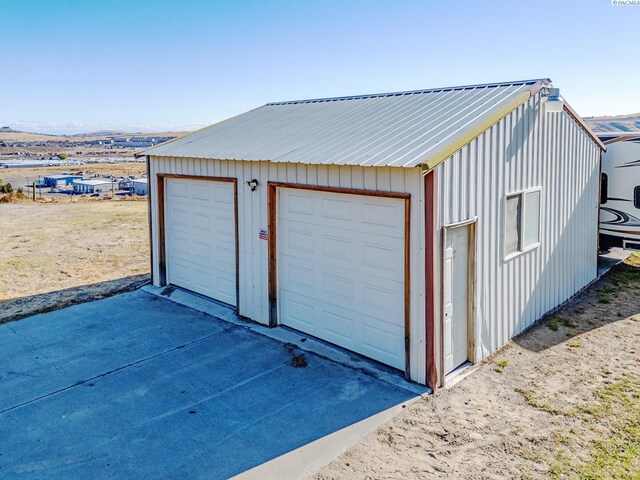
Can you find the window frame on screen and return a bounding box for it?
[503,186,542,261]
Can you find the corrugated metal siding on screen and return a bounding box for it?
[148,158,427,384]
[144,80,544,168]
[435,92,601,361]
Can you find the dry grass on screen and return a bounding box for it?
[0,199,149,322]
[626,251,640,268]
[0,161,147,185]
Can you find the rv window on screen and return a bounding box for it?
[635,186,640,209]
[601,173,608,205]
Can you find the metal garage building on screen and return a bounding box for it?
[139,78,605,389]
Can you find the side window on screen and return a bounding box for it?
[523,190,541,248]
[505,194,521,256]
[601,173,608,205]
[635,186,640,209]
[505,188,541,258]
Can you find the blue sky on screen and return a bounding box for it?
[1,0,638,134]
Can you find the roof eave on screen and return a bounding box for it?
[561,102,607,151]
[419,81,546,172]
[419,81,605,172]
[134,104,269,158]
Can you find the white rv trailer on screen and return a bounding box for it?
[598,132,640,249]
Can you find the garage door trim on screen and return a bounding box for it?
[267,181,411,378]
[156,174,239,306]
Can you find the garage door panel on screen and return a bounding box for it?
[279,188,405,370]
[281,255,400,299]
[283,192,315,215]
[283,264,315,290]
[321,197,353,220]
[190,184,211,200]
[283,228,315,253]
[169,261,227,290]
[281,287,404,370]
[167,181,189,198]
[214,187,234,204]
[321,235,353,261]
[167,234,234,272]
[191,212,213,231]
[281,280,402,322]
[321,273,354,301]
[165,178,236,306]
[281,247,403,284]
[281,191,404,237]
[213,215,235,234]
[167,207,190,226]
[361,242,404,272]
[360,322,404,368]
[362,281,404,315]
[170,251,234,277]
[361,202,403,228]
[281,297,315,330]
[278,222,404,280]
[280,219,403,251]
[319,310,355,344]
[281,215,403,239]
[190,240,214,260]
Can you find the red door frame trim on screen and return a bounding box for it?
[424,170,438,391]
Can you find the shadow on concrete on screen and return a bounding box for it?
[0,274,150,324]
[0,289,418,479]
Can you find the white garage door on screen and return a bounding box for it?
[165,178,237,306]
[278,188,406,370]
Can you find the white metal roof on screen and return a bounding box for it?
[141,79,553,169]
[73,179,117,186]
[131,178,148,184]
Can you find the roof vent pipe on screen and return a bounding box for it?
[544,87,564,113]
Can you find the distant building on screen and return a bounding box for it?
[72,179,119,194]
[131,178,148,195]
[43,175,82,187]
[0,159,58,168]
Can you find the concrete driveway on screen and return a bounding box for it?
[0,290,419,479]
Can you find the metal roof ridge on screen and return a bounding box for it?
[266,78,551,106]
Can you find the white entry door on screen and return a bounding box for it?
[443,224,471,375]
[278,188,406,370]
[165,178,237,306]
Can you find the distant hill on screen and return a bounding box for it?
[0,126,30,134]
[0,129,187,142]
[71,130,130,137]
[0,128,188,158]
[584,113,640,133]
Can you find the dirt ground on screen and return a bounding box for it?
[316,255,640,480]
[0,198,150,322]
[0,162,148,179]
